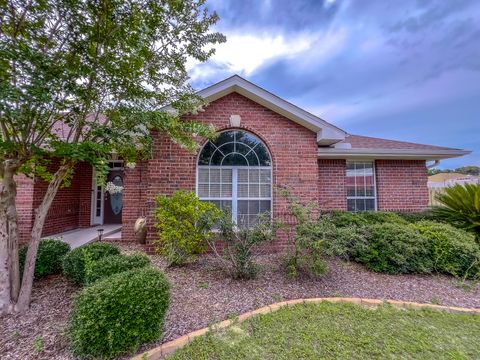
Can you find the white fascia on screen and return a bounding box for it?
[317,147,471,160]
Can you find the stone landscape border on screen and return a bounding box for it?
[131,297,480,360]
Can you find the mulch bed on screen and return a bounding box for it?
[1,241,479,360]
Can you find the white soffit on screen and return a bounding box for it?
[197,75,346,145]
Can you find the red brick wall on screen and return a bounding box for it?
[318,159,347,210]
[14,162,94,242]
[122,160,148,242]
[375,160,428,211]
[124,92,320,252]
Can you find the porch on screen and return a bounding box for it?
[42,224,122,249]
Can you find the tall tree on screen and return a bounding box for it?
[0,0,225,313]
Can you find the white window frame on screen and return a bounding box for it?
[346,160,377,211]
[196,165,272,225]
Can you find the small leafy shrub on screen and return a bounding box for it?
[322,225,368,260]
[69,267,170,359]
[84,253,151,285]
[353,223,433,274]
[411,221,480,279]
[206,212,277,279]
[283,194,330,278]
[155,191,222,266]
[62,242,120,285]
[433,183,480,240]
[19,239,70,279]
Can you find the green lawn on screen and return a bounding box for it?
[168,302,480,360]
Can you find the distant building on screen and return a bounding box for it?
[428,172,480,188]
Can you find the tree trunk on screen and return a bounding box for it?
[0,160,20,314]
[14,163,72,313]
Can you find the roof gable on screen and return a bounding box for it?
[197,75,346,145]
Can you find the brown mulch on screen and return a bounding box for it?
[1,242,479,360]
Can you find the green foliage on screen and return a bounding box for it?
[353,223,433,274]
[84,253,151,285]
[433,184,480,239]
[410,221,480,279]
[395,210,439,223]
[283,194,329,278]
[69,267,170,359]
[1,0,224,184]
[154,191,222,266]
[327,210,407,227]
[19,239,70,279]
[207,212,278,279]
[62,242,120,285]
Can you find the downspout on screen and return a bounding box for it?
[427,160,440,169]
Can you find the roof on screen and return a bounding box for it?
[317,134,470,160]
[184,75,470,161]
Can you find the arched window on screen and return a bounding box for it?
[197,130,272,227]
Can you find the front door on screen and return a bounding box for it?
[104,169,124,224]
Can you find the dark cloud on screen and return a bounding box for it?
[193,0,480,167]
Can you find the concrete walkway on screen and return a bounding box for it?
[43,224,122,249]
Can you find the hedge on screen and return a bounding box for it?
[62,242,120,285]
[69,267,170,358]
[19,239,70,279]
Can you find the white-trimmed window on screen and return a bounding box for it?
[197,130,272,227]
[346,161,376,211]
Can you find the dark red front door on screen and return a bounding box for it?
[104,170,123,224]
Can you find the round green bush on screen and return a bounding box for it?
[69,267,170,358]
[354,223,433,274]
[85,253,151,285]
[411,221,480,279]
[327,211,368,227]
[19,239,70,279]
[359,211,408,225]
[62,242,120,285]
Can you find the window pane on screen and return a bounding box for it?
[210,184,221,197]
[260,169,271,183]
[260,184,271,197]
[237,169,248,182]
[221,184,232,197]
[209,169,221,183]
[346,186,356,197]
[238,184,248,197]
[198,168,209,183]
[347,199,356,212]
[198,184,209,197]
[259,200,271,213]
[221,169,232,183]
[249,184,259,197]
[248,200,260,214]
[365,199,375,211]
[238,200,248,214]
[249,169,260,182]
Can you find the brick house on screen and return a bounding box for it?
[16,75,469,250]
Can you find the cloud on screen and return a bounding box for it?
[188,32,317,83]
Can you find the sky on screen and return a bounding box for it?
[187,0,480,169]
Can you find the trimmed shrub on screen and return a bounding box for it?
[19,239,70,279]
[359,211,408,225]
[69,267,170,359]
[85,253,151,285]
[326,210,368,227]
[62,242,120,285]
[154,191,222,266]
[411,221,480,279]
[353,223,433,275]
[395,210,439,223]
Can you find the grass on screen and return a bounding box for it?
[168,302,480,360]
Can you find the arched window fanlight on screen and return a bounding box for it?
[197,130,272,227]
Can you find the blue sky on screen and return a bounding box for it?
[187,0,480,169]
